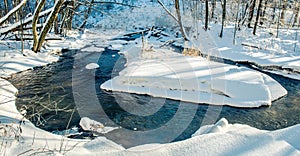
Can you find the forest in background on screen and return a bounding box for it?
[0,0,299,52]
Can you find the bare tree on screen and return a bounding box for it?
[33,0,65,52]
[280,0,287,25]
[248,0,257,28]
[253,0,263,35]
[211,0,216,19]
[204,0,209,30]
[32,0,46,52]
[293,1,299,27]
[175,0,189,41]
[220,0,226,38]
[233,0,240,44]
[157,0,189,41]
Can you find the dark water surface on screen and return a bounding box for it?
[8,46,300,148]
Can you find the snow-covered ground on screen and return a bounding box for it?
[185,24,300,80]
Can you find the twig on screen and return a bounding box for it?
[241,43,261,49]
[157,0,179,23]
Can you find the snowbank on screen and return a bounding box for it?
[187,24,300,80]
[101,44,287,107]
[0,49,59,78]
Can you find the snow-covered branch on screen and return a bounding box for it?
[0,0,27,26]
[0,8,52,35]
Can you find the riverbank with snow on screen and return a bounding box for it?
[184,24,300,80]
[0,29,299,155]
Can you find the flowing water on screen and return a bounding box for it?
[8,45,300,148]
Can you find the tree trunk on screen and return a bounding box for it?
[204,0,209,30]
[248,0,257,28]
[4,0,9,15]
[253,0,263,35]
[293,2,300,27]
[175,0,189,41]
[211,0,216,19]
[220,0,226,38]
[280,0,287,25]
[276,0,282,37]
[233,0,240,44]
[34,0,64,52]
[67,0,75,30]
[260,0,268,25]
[32,0,46,52]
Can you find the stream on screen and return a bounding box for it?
[8,44,300,148]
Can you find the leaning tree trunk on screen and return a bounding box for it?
[253,0,263,35]
[220,0,226,38]
[34,0,64,52]
[175,0,189,41]
[32,0,46,52]
[80,0,94,29]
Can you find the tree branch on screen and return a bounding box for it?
[0,0,27,26]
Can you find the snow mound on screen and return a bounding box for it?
[80,117,119,134]
[85,63,99,69]
[124,118,300,155]
[101,45,287,108]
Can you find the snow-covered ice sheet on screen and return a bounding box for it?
[101,44,287,108]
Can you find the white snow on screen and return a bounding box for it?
[79,117,119,134]
[0,49,59,78]
[0,29,298,155]
[0,1,299,153]
[187,24,300,80]
[85,63,99,69]
[101,43,287,108]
